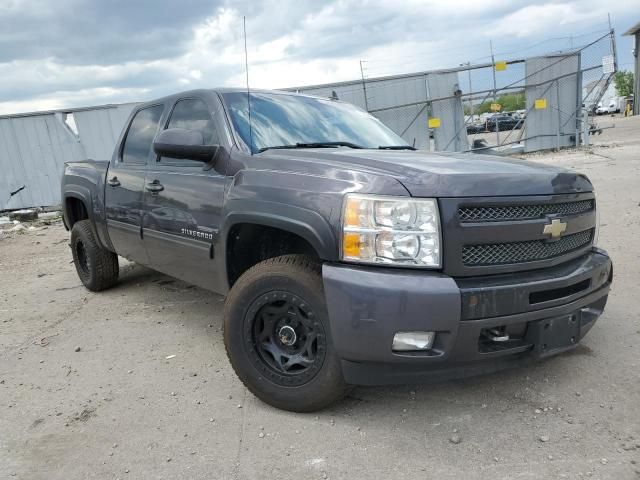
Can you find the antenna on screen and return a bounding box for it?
[359,60,369,112]
[243,16,254,155]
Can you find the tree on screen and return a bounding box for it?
[614,71,634,97]
[475,101,494,115]
[475,92,525,115]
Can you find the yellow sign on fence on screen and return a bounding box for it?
[494,61,507,72]
[535,98,548,110]
[428,117,441,129]
[490,103,502,112]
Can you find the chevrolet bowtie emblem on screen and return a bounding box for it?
[543,218,567,239]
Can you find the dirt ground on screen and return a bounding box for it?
[1,115,639,480]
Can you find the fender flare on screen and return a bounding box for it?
[62,186,107,250]
[221,200,338,261]
[63,185,93,224]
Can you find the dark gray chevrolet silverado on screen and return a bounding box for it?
[61,88,612,412]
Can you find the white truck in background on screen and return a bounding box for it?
[596,96,625,115]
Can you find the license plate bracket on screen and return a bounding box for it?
[526,312,581,357]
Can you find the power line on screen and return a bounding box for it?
[362,28,610,68]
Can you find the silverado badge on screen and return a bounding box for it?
[542,218,567,239]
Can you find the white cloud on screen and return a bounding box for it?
[489,3,601,37]
[0,0,637,115]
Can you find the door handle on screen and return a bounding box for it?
[107,176,120,187]
[145,180,164,194]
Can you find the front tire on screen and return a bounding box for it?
[223,255,347,412]
[70,220,119,291]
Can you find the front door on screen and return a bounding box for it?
[142,97,229,292]
[105,104,164,263]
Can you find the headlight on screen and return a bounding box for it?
[341,194,441,267]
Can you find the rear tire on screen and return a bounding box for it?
[224,255,347,412]
[70,220,119,291]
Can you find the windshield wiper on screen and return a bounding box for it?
[258,141,364,153]
[378,145,417,150]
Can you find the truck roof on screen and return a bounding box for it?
[137,88,320,108]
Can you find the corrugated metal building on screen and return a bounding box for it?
[0,103,137,210]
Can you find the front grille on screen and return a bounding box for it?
[459,200,594,223]
[462,229,593,266]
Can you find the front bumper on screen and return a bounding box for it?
[322,248,612,385]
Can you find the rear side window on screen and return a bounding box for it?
[167,98,218,144]
[121,105,163,163]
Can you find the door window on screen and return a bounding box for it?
[166,98,219,145]
[121,105,164,163]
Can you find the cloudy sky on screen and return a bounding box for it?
[0,0,638,114]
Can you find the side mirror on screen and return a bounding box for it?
[153,128,219,162]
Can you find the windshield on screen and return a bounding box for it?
[221,92,408,153]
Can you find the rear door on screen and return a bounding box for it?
[142,96,230,291]
[105,104,164,263]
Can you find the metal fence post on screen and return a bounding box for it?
[490,40,500,146]
[556,80,561,151]
[575,63,582,148]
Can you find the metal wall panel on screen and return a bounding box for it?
[524,54,580,153]
[73,103,137,160]
[0,114,86,210]
[426,72,469,152]
[373,104,428,149]
[0,104,137,210]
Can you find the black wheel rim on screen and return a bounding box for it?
[75,240,91,276]
[244,291,326,386]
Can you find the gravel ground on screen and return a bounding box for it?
[1,115,639,480]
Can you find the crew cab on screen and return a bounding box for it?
[61,88,612,412]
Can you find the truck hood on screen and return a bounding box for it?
[257,149,593,197]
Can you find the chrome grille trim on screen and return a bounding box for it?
[462,229,594,266]
[458,200,594,223]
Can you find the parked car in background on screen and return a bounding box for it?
[505,111,524,121]
[486,114,524,132]
[466,122,486,134]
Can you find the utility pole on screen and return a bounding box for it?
[490,40,499,145]
[608,13,618,72]
[359,60,370,112]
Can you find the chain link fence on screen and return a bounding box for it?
[292,30,618,154]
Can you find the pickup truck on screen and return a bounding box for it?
[61,88,612,412]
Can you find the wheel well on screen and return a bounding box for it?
[226,224,320,287]
[65,197,89,229]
